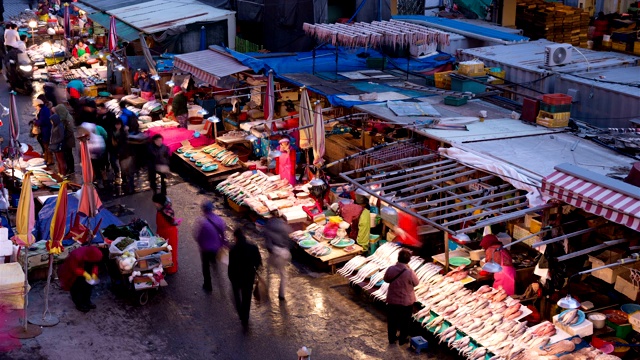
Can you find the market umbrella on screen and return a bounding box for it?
[298,87,313,150]
[29,181,69,327]
[199,26,206,51]
[77,139,103,242]
[264,70,274,123]
[9,172,42,339]
[312,101,325,167]
[63,3,70,40]
[108,15,118,52]
[8,92,20,150]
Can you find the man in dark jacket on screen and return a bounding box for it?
[112,118,134,193]
[228,229,261,330]
[147,134,170,195]
[383,249,419,345]
[34,99,53,164]
[264,217,292,300]
[193,200,228,292]
[49,111,67,175]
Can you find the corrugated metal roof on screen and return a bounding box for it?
[461,132,636,179]
[173,49,249,85]
[462,40,640,75]
[554,67,640,128]
[77,0,151,12]
[415,118,559,143]
[88,12,141,43]
[107,0,235,34]
[74,3,99,15]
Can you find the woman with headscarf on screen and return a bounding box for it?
[152,193,180,274]
[54,104,76,176]
[58,246,103,312]
[480,234,516,295]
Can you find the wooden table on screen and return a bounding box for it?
[216,136,250,149]
[293,238,364,273]
[173,147,242,183]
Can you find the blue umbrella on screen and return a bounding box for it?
[199,26,206,51]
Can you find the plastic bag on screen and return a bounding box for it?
[108,237,138,255]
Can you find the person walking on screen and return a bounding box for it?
[33,99,53,165]
[49,108,67,175]
[78,122,107,188]
[112,118,134,193]
[228,229,261,330]
[193,200,228,292]
[384,248,419,345]
[148,134,170,195]
[57,246,103,312]
[152,194,180,274]
[118,101,139,134]
[264,217,292,300]
[54,104,76,176]
[171,86,188,129]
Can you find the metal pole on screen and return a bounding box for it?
[557,239,629,262]
[532,225,605,249]
[444,232,450,272]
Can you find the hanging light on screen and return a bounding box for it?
[207,116,220,123]
[557,295,581,309]
[166,80,175,87]
[87,38,95,44]
[451,233,472,244]
[270,149,282,158]
[151,74,160,81]
[28,20,37,29]
[0,103,9,117]
[116,64,124,71]
[97,51,104,58]
[309,177,325,187]
[197,108,208,116]
[481,248,503,273]
[106,55,112,61]
[245,134,258,142]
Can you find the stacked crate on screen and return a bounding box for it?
[536,93,572,128]
[516,0,591,48]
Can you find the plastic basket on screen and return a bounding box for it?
[45,56,65,66]
[537,117,570,128]
[458,61,484,76]
[451,75,488,94]
[444,96,467,106]
[486,67,506,84]
[540,102,572,113]
[542,93,572,105]
[435,70,454,89]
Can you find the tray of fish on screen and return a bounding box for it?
[557,309,585,327]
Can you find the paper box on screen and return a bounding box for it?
[614,269,640,301]
[20,241,81,270]
[553,315,593,338]
[589,250,640,284]
[135,246,172,270]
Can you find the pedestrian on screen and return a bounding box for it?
[4,24,19,50]
[148,134,170,195]
[118,101,140,134]
[49,107,67,175]
[15,34,29,65]
[78,122,107,188]
[65,79,84,109]
[152,193,180,274]
[54,104,76,176]
[193,200,228,292]
[96,103,119,177]
[264,217,292,300]
[228,229,261,330]
[383,248,419,345]
[112,118,134,193]
[171,86,188,128]
[33,98,53,165]
[57,246,103,312]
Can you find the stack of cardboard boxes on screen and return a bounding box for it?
[516,0,590,48]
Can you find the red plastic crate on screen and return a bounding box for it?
[542,93,572,105]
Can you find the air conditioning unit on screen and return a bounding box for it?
[545,44,573,66]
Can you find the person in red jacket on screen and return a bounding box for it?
[72,39,90,58]
[57,246,103,312]
[592,12,609,50]
[152,193,180,274]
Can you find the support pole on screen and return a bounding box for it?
[444,232,450,272]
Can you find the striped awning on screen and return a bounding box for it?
[542,163,640,231]
[173,49,250,86]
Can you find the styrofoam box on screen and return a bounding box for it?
[553,315,593,338]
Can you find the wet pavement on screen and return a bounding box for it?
[1,180,461,360]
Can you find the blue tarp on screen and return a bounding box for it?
[36,194,124,244]
[393,15,530,43]
[225,46,455,75]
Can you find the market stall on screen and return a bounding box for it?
[290,222,364,273]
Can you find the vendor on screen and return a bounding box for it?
[72,39,90,59]
[137,71,156,101]
[480,234,516,296]
[58,246,103,312]
[152,194,180,274]
[275,138,296,185]
[171,86,188,129]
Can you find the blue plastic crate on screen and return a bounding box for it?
[451,75,488,94]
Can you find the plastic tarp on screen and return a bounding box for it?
[454,0,492,19]
[36,193,124,244]
[439,147,546,207]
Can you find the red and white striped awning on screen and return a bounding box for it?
[542,164,640,231]
[173,49,249,86]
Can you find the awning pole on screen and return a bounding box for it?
[557,239,629,262]
[388,169,480,196]
[351,158,453,184]
[376,166,472,194]
[417,187,517,214]
[531,225,605,249]
[444,232,450,272]
[396,175,494,203]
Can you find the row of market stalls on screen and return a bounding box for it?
[1,5,639,355]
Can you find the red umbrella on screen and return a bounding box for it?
[78,140,102,219]
[108,15,117,52]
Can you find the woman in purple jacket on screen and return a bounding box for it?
[384,248,419,345]
[192,200,228,292]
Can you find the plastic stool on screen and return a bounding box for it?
[409,336,428,354]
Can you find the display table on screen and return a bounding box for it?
[174,147,242,183]
[292,236,363,273]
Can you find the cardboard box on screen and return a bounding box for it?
[614,269,640,301]
[20,241,81,270]
[589,250,640,284]
[135,246,172,270]
[512,223,540,246]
